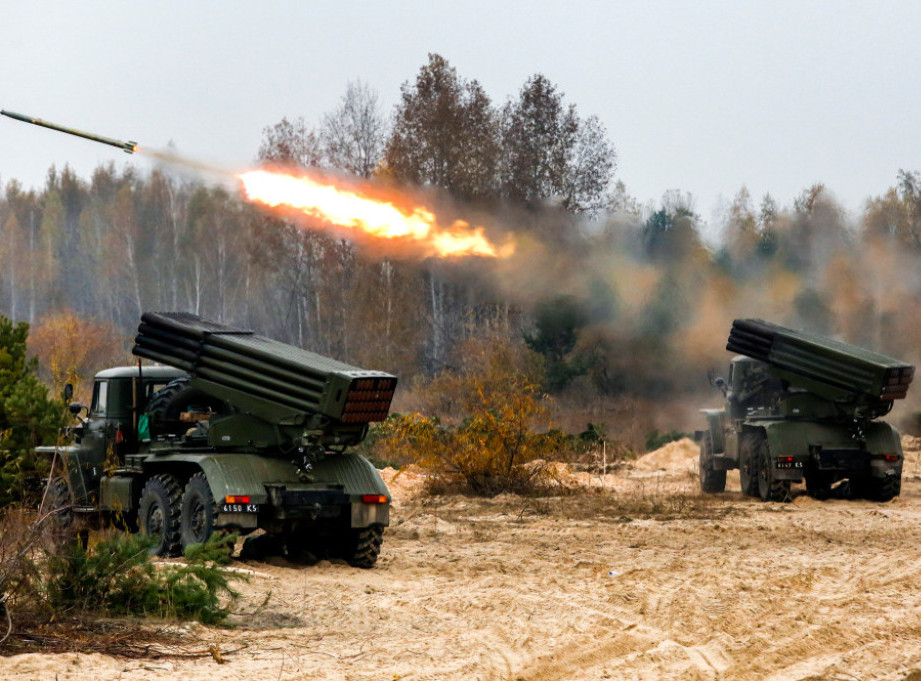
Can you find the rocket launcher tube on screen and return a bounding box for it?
[132,312,397,425]
[727,319,914,403]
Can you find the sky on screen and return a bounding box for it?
[1,1,919,235]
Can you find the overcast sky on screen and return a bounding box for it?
[2,1,919,232]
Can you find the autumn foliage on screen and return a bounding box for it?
[374,339,567,495]
[27,310,126,401]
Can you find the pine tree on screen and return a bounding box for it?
[0,315,66,505]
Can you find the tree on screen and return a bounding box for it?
[641,191,702,261]
[321,80,388,178]
[27,310,124,401]
[500,74,616,215]
[383,53,500,201]
[257,117,322,168]
[524,295,590,391]
[0,315,66,505]
[864,169,921,248]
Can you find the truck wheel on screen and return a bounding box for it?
[240,532,284,561]
[46,476,75,536]
[139,474,183,557]
[698,432,726,494]
[180,472,217,550]
[739,433,761,497]
[342,526,384,568]
[757,441,792,502]
[805,471,833,500]
[855,474,901,502]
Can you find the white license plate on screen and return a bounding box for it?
[221,503,260,513]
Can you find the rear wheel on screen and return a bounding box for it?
[139,474,183,556]
[739,432,761,497]
[180,472,217,550]
[805,471,834,500]
[757,440,792,502]
[698,432,726,494]
[854,474,901,502]
[340,526,384,568]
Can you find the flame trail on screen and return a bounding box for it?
[238,169,513,259]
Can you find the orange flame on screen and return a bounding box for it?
[238,169,513,258]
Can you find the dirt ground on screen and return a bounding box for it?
[6,437,921,681]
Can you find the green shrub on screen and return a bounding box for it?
[45,532,241,625]
[645,428,690,452]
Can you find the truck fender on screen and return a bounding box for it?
[144,451,390,506]
[700,409,726,453]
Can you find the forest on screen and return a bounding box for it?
[3,52,921,451]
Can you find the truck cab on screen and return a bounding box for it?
[59,366,187,507]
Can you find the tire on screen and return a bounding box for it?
[855,474,901,502]
[146,377,191,419]
[139,474,183,557]
[341,526,384,569]
[146,378,226,437]
[757,439,792,502]
[698,433,726,494]
[805,471,833,500]
[180,472,217,550]
[240,532,284,561]
[739,432,761,497]
[45,476,75,543]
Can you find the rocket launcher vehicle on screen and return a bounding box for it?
[132,312,397,431]
[726,318,914,409]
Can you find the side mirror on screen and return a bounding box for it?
[64,383,74,401]
[68,402,84,416]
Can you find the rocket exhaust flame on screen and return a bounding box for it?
[238,169,513,259]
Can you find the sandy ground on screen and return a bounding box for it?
[6,438,921,681]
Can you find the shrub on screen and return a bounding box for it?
[44,532,241,625]
[645,428,691,452]
[373,338,565,495]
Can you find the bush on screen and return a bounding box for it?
[645,428,690,452]
[45,531,241,625]
[372,338,567,496]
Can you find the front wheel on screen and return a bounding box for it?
[180,472,217,550]
[45,476,74,530]
[139,474,183,557]
[698,432,726,494]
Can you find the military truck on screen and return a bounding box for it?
[697,319,914,502]
[39,312,397,567]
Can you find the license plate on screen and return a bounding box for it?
[775,461,804,469]
[221,503,260,513]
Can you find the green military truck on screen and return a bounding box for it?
[39,312,397,567]
[697,319,914,502]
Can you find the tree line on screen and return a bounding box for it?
[2,53,921,434]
